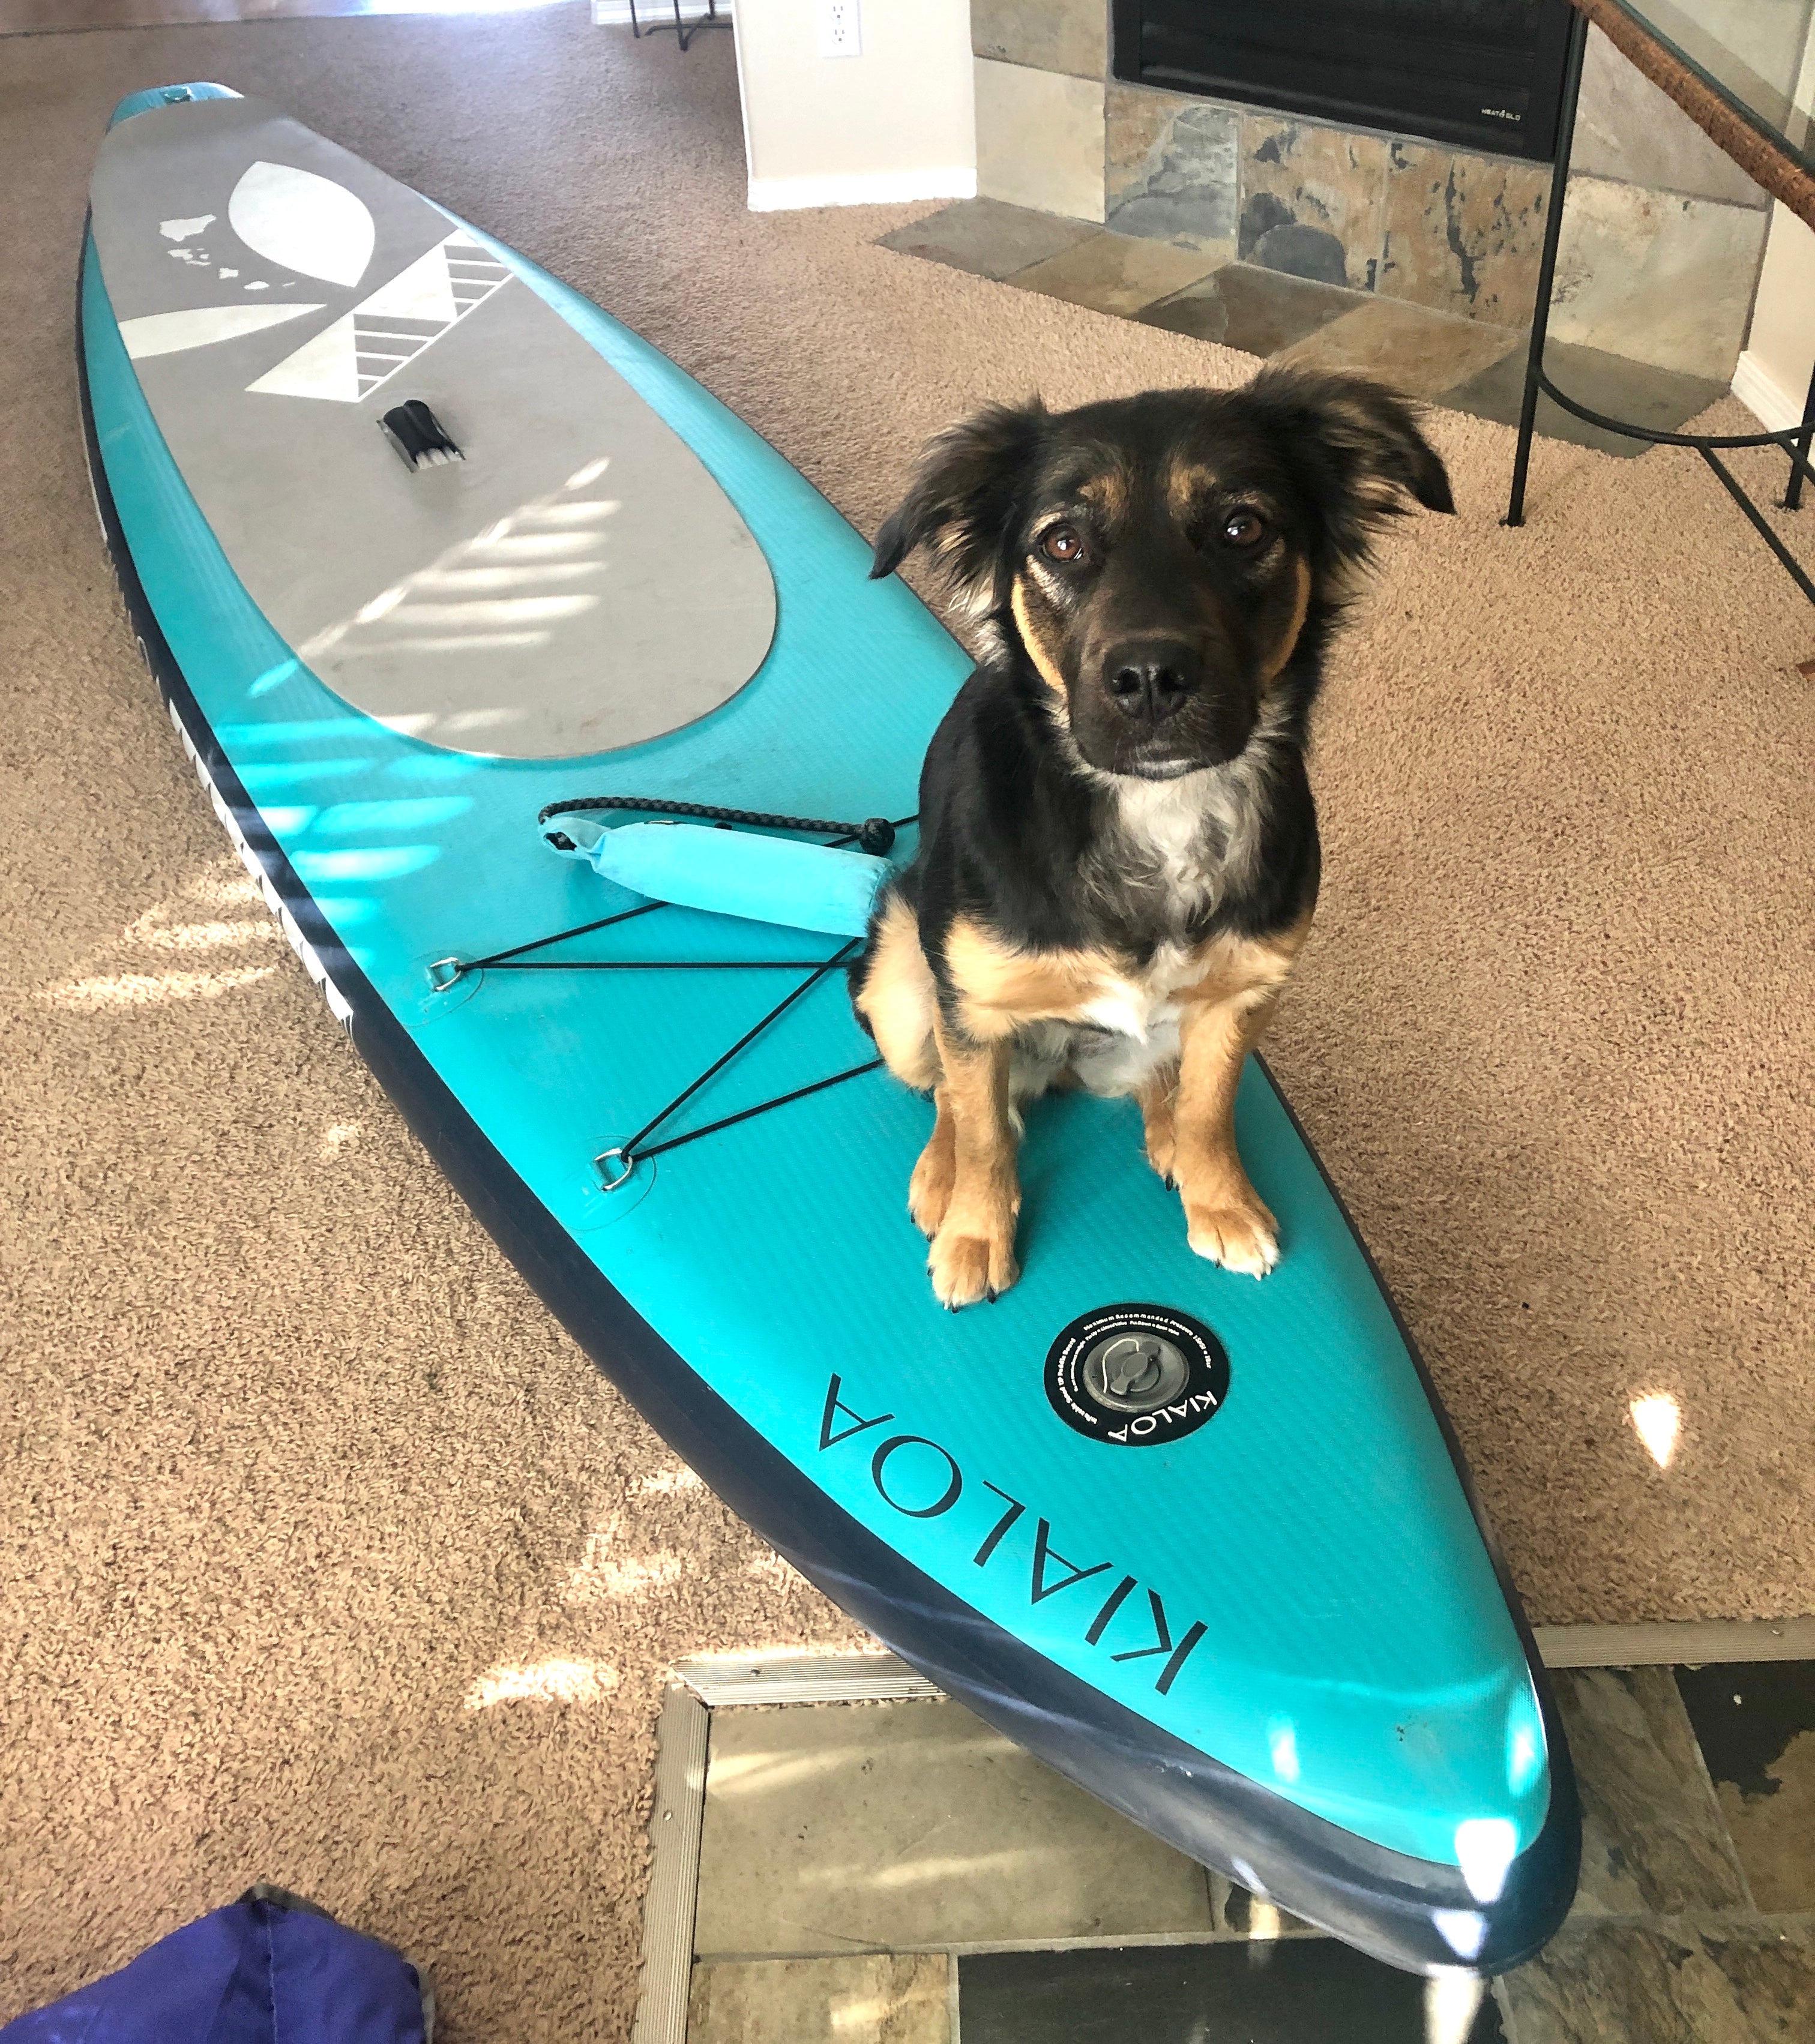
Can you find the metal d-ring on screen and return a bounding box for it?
[426,956,466,992]
[595,1146,639,1193]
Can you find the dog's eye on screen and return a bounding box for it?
[1221,509,1268,549]
[1039,523,1086,564]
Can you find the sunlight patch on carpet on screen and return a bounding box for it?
[464,1657,619,1710]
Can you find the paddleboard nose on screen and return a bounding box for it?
[107,82,242,130]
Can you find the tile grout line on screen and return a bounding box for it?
[694,1930,1333,1964]
[690,1912,1815,1968]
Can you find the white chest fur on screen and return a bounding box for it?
[1079,939,1198,1040]
[1103,758,1267,922]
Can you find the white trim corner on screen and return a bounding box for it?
[1732,348,1807,433]
[745,168,977,214]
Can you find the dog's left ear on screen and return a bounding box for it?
[1244,368,1454,567]
[870,398,1048,614]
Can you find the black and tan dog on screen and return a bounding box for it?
[851,370,1452,1310]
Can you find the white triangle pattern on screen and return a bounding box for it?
[245,230,511,404]
[245,312,361,401]
[358,238,461,325]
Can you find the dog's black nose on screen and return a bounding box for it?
[1104,643,1197,723]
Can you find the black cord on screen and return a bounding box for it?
[625,1059,884,1166]
[595,943,873,1186]
[475,958,853,972]
[462,899,666,973]
[540,794,899,856]
[428,806,919,1182]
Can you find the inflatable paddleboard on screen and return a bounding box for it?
[80,85,1579,1974]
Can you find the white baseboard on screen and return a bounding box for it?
[592,0,732,24]
[1732,349,1806,431]
[746,167,977,213]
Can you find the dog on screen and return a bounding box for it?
[849,369,1453,1311]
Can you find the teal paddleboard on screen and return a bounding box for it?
[80,84,1578,1974]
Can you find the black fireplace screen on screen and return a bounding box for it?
[1112,0,1576,161]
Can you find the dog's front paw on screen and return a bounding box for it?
[1139,1077,1178,1188]
[1183,1191,1279,1278]
[908,1135,956,1237]
[927,1218,1020,1309]
[1144,1123,1176,1189]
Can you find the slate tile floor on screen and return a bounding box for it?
[682,1664,1815,2042]
[1676,1662,1815,1914]
[878,201,1732,455]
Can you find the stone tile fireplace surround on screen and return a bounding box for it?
[971,0,1772,382]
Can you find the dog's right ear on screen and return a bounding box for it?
[870,398,1047,614]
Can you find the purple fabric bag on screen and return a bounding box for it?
[1,1890,430,2044]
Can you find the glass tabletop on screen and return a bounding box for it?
[1608,0,1815,172]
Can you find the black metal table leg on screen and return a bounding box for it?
[1784,353,1815,509]
[1507,6,1589,529]
[1702,448,1815,602]
[628,0,721,50]
[1498,10,1814,609]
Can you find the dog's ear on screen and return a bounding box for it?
[1244,368,1454,568]
[870,398,1048,612]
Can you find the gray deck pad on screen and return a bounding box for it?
[91,97,777,759]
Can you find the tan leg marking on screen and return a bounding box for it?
[1139,1063,1180,1186]
[908,1087,957,1237]
[915,911,1316,1285]
[854,893,940,1090]
[924,1018,1020,1309]
[1173,992,1281,1276]
[1169,918,1312,1278]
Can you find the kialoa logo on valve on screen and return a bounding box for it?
[1044,1303,1230,1447]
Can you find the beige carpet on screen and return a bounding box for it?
[3,10,1813,2036]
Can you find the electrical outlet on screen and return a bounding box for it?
[817,0,861,59]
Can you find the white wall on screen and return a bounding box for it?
[731,0,976,211]
[1732,6,1815,425]
[1736,205,1815,426]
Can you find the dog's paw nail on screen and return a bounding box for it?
[1184,1200,1278,1278]
[929,1227,1019,1310]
